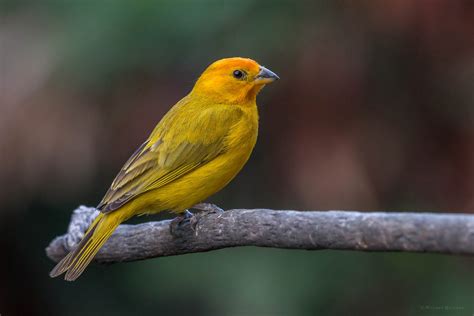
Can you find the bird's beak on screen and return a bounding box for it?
[254,66,279,84]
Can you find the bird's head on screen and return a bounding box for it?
[191,57,279,105]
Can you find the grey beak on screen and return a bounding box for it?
[256,66,280,81]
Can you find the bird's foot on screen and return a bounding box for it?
[189,203,225,230]
[169,210,194,237]
[169,204,224,236]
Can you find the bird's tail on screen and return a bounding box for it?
[49,211,124,281]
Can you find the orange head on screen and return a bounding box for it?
[191,57,279,105]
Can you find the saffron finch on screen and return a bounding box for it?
[50,57,279,281]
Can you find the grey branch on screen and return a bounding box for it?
[46,206,474,263]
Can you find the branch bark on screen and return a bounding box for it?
[46,206,474,263]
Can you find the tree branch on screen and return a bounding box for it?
[46,206,474,263]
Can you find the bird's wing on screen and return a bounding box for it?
[97,102,242,213]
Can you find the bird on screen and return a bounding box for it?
[50,57,279,281]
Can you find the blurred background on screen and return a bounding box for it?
[1,0,474,315]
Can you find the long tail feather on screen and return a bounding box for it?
[50,212,124,281]
[49,213,104,278]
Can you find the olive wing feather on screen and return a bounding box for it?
[97,103,242,213]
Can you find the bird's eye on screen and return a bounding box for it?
[233,70,245,80]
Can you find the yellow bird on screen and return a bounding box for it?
[50,57,279,281]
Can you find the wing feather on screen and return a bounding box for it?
[97,100,243,213]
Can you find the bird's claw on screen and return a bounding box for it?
[169,210,194,237]
[189,203,225,231]
[170,204,224,236]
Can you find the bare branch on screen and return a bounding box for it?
[46,206,474,263]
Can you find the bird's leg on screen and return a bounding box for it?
[169,210,194,237]
[183,209,194,218]
[189,203,225,230]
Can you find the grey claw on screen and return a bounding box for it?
[169,210,194,237]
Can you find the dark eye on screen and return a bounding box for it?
[233,70,245,79]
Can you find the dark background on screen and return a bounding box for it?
[1,1,473,315]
